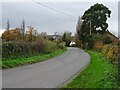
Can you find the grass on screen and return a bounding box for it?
[1,49,66,69]
[62,50,118,88]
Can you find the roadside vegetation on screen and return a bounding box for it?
[1,49,65,69]
[1,36,66,69]
[2,40,65,60]
[1,2,120,89]
[1,21,67,69]
[63,50,118,88]
[63,3,120,88]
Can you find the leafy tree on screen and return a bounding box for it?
[2,30,10,41]
[78,3,111,48]
[24,26,38,42]
[62,33,66,42]
[82,3,111,34]
[62,32,72,46]
[2,29,21,41]
[86,34,95,49]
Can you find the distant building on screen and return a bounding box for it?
[48,35,62,41]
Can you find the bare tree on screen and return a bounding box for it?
[76,16,83,47]
[76,16,83,34]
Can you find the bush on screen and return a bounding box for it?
[57,42,66,50]
[102,45,119,87]
[2,41,46,60]
[107,45,118,63]
[2,39,64,60]
[44,40,58,54]
[102,44,118,63]
[102,36,112,44]
[102,45,111,55]
[118,53,120,86]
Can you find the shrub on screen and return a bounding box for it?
[44,40,58,54]
[2,40,53,60]
[118,53,120,85]
[2,41,46,60]
[102,44,118,63]
[102,45,111,55]
[57,42,66,50]
[2,35,66,60]
[97,46,103,52]
[107,45,118,63]
[102,36,112,44]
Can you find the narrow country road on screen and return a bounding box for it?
[2,47,90,88]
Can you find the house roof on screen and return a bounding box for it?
[47,35,62,38]
[107,30,119,39]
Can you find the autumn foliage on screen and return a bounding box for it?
[2,29,21,41]
[102,44,118,63]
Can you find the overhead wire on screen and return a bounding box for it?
[32,0,78,19]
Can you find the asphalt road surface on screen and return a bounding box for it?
[2,47,90,88]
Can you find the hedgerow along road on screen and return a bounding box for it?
[2,47,90,88]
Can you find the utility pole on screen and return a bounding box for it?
[90,20,91,35]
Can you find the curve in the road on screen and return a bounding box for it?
[2,47,90,88]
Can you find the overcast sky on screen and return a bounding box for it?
[0,0,119,37]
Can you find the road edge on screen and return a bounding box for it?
[57,50,91,88]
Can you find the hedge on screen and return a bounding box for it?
[102,44,118,63]
[2,40,65,60]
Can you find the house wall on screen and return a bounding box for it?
[93,32,119,50]
[93,40,104,50]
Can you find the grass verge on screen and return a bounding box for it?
[1,49,66,69]
[62,50,118,88]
